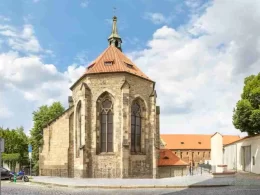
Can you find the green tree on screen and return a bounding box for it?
[30,102,65,175]
[233,73,260,135]
[0,126,29,171]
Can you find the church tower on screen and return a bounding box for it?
[39,16,160,179]
[108,16,122,51]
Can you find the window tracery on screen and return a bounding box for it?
[131,102,141,153]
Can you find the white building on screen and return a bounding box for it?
[211,132,224,173]
[223,134,260,174]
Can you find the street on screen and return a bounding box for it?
[1,182,260,195]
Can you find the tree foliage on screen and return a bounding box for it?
[233,73,260,135]
[0,127,28,171]
[30,102,65,175]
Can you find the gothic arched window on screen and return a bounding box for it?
[76,101,82,157]
[100,99,113,152]
[131,102,141,153]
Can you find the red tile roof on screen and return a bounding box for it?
[85,45,152,81]
[158,149,188,166]
[160,134,241,150]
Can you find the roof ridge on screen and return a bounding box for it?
[115,48,149,78]
[111,45,125,71]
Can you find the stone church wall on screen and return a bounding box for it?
[40,72,159,178]
[39,107,73,177]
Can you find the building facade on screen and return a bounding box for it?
[223,134,260,174]
[160,134,240,166]
[39,16,160,178]
[158,149,188,178]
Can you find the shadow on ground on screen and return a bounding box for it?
[161,172,260,195]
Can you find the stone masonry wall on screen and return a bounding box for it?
[172,149,211,166]
[70,72,158,178]
[39,107,73,177]
[158,166,188,178]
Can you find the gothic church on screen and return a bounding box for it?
[39,16,160,178]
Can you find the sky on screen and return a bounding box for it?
[0,0,259,136]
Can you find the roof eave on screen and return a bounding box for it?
[70,74,87,90]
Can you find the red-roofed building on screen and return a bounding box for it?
[158,149,188,178]
[160,134,241,166]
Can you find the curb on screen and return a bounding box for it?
[30,181,232,189]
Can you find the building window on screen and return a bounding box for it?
[181,142,184,144]
[76,101,82,157]
[131,102,141,153]
[100,99,113,152]
[187,152,188,155]
[125,62,134,69]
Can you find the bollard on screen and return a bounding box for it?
[14,173,17,183]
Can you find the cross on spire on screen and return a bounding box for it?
[113,7,116,16]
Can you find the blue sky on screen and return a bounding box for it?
[1,0,259,136]
[0,0,204,70]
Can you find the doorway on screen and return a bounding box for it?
[242,145,251,172]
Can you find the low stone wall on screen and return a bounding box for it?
[158,166,188,178]
[40,169,68,177]
[40,167,156,178]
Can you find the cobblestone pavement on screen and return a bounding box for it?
[1,182,260,195]
[234,172,260,186]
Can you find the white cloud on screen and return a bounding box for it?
[0,50,85,131]
[0,102,13,119]
[80,0,89,8]
[144,12,173,25]
[0,20,85,132]
[185,0,203,9]
[2,0,260,138]
[0,24,42,53]
[128,0,260,136]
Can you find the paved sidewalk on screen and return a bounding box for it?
[31,175,235,188]
[235,172,260,186]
